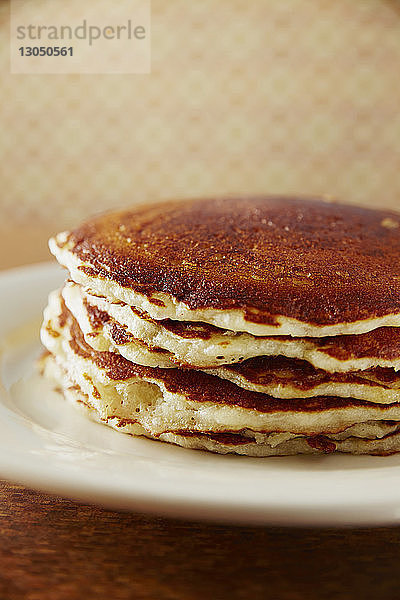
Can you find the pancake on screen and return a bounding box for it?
[49,197,400,337]
[62,282,400,373]
[40,293,400,450]
[42,196,400,456]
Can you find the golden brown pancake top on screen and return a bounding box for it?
[64,196,400,326]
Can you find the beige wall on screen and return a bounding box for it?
[1,0,400,267]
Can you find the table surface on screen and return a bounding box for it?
[2,481,400,600]
[1,226,400,600]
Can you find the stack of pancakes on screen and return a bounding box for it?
[40,197,400,456]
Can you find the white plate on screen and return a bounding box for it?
[2,262,400,526]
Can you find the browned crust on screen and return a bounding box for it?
[314,327,400,361]
[222,356,400,390]
[63,196,400,326]
[83,300,173,356]
[58,295,69,329]
[107,322,135,346]
[306,435,337,453]
[84,298,110,329]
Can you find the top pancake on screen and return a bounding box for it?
[50,196,400,337]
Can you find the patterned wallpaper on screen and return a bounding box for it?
[1,0,400,233]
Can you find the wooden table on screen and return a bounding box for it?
[1,226,400,600]
[1,481,400,600]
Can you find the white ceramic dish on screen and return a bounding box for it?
[1,262,400,526]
